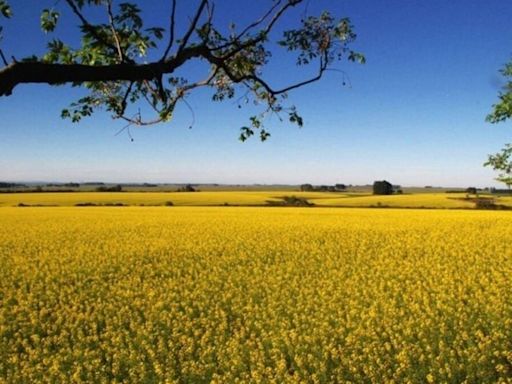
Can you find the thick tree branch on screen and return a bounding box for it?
[0,45,206,96]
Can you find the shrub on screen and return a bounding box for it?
[474,198,497,209]
[300,184,314,192]
[96,185,123,192]
[267,196,314,207]
[176,184,196,192]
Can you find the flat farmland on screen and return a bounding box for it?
[1,207,512,383]
[1,191,512,209]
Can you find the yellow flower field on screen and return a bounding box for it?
[1,207,512,383]
[0,191,344,208]
[2,191,512,209]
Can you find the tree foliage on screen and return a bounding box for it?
[373,180,393,195]
[487,62,512,124]
[485,61,512,186]
[0,0,364,140]
[484,144,512,188]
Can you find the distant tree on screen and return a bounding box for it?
[96,184,122,192]
[335,183,346,191]
[300,183,314,192]
[373,180,393,195]
[466,187,478,195]
[0,0,364,141]
[177,184,196,192]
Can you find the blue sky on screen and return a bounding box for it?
[1,0,511,187]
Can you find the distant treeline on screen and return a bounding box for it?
[46,183,80,188]
[122,183,158,187]
[445,187,512,195]
[300,184,346,192]
[96,185,123,192]
[490,188,512,195]
[0,182,27,188]
[0,188,76,193]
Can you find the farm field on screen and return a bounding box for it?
[1,207,512,383]
[1,191,512,209]
[0,191,328,207]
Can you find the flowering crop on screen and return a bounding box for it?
[1,207,512,383]
[2,191,511,209]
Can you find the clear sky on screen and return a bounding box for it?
[1,0,512,187]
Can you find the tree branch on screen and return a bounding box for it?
[0,0,361,135]
[0,48,8,66]
[161,0,177,60]
[0,45,207,96]
[203,48,328,97]
[228,0,283,45]
[212,0,302,53]
[64,0,121,58]
[106,0,124,63]
[176,0,208,54]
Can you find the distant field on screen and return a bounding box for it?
[1,207,512,382]
[0,191,334,207]
[312,193,509,209]
[1,191,512,209]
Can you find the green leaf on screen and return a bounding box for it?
[0,0,11,18]
[348,51,366,64]
[146,27,165,40]
[260,130,270,141]
[239,126,254,142]
[289,110,303,127]
[41,9,60,33]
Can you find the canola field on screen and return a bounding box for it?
[2,191,512,209]
[1,207,512,383]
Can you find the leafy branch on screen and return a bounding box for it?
[0,0,364,140]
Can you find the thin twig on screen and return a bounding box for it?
[106,0,125,63]
[115,118,134,136]
[212,0,301,53]
[231,0,282,44]
[116,81,134,117]
[182,97,195,129]
[0,49,8,66]
[161,0,177,60]
[176,0,208,54]
[64,0,124,60]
